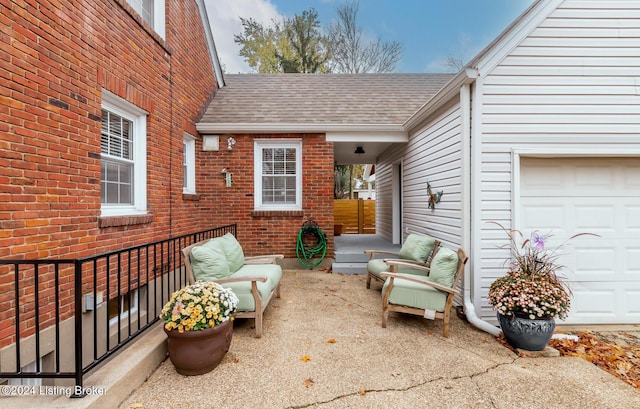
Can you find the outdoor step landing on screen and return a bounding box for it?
[332,262,367,275]
[333,252,370,263]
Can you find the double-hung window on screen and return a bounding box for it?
[183,133,196,194]
[254,139,302,210]
[125,0,166,39]
[100,91,147,216]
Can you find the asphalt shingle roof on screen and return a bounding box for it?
[198,73,455,130]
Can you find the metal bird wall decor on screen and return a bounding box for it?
[427,181,443,210]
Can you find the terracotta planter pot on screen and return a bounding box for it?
[497,313,555,351]
[164,319,233,375]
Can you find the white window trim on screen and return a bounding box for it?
[254,139,302,211]
[153,0,166,39]
[101,90,147,217]
[125,0,165,39]
[183,133,196,194]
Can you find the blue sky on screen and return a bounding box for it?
[205,0,536,74]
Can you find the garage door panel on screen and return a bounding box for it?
[574,204,616,231]
[571,286,616,316]
[520,157,640,324]
[572,247,617,278]
[520,204,566,230]
[575,164,615,190]
[570,282,640,324]
[623,165,640,188]
[628,248,640,274]
[627,206,640,231]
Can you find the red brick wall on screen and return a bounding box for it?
[0,0,219,346]
[196,133,335,259]
[0,0,218,259]
[0,0,336,348]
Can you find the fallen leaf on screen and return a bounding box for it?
[326,338,337,344]
[549,330,640,390]
[303,378,314,388]
[130,404,144,409]
[426,330,434,336]
[300,355,312,362]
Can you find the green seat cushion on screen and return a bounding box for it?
[190,238,230,280]
[218,233,246,273]
[221,264,282,312]
[398,234,437,262]
[428,247,459,288]
[367,259,426,281]
[383,273,447,312]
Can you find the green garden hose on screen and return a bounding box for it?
[296,220,327,268]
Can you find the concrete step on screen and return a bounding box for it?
[334,252,370,264]
[332,262,367,275]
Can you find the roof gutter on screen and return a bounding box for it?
[196,122,407,135]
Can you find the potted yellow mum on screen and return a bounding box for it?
[160,281,238,375]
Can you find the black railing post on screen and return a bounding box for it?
[72,259,85,398]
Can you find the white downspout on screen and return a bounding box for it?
[460,80,500,337]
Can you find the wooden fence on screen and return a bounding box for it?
[334,199,375,234]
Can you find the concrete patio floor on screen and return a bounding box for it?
[118,270,640,409]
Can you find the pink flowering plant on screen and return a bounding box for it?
[160,281,238,332]
[488,222,596,320]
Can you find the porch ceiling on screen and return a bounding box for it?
[328,131,408,164]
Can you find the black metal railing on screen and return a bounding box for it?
[0,224,236,394]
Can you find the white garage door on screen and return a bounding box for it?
[519,157,640,324]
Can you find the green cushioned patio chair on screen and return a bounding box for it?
[364,234,441,289]
[380,247,468,338]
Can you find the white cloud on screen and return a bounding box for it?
[204,0,283,74]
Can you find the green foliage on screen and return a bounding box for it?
[234,17,288,73]
[233,1,402,74]
[279,10,331,73]
[234,10,330,73]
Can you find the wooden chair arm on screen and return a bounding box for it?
[380,272,460,295]
[245,255,284,264]
[382,259,430,273]
[212,276,268,285]
[363,250,400,260]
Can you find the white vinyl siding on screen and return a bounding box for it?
[376,100,465,248]
[475,0,640,323]
[402,102,464,248]
[375,147,403,242]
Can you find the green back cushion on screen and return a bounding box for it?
[190,238,230,280]
[428,247,459,288]
[368,259,427,280]
[219,233,245,274]
[398,234,437,262]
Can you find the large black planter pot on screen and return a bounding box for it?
[164,319,233,375]
[497,313,555,351]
